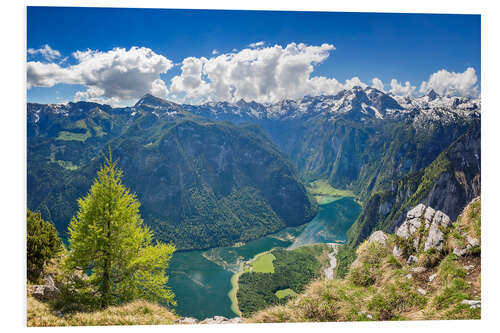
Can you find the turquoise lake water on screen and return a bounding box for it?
[166,196,361,319]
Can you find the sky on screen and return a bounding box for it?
[27,7,481,106]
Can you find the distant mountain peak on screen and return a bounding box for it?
[134,93,175,108]
[426,89,439,101]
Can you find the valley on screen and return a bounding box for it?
[27,87,481,321]
[166,192,360,319]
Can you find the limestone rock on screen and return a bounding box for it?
[453,246,470,257]
[201,316,242,324]
[368,230,388,245]
[29,284,60,301]
[396,204,452,252]
[407,255,418,265]
[177,317,200,324]
[417,288,427,295]
[392,245,403,257]
[423,211,452,251]
[429,273,437,282]
[466,236,480,247]
[226,317,243,324]
[411,267,427,273]
[461,300,481,309]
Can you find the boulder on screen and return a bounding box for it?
[29,284,60,301]
[396,204,452,252]
[368,231,388,245]
[423,211,452,251]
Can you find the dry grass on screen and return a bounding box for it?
[248,199,482,323]
[27,296,178,327]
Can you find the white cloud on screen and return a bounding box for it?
[212,49,219,55]
[419,67,478,97]
[343,77,367,90]
[248,41,265,48]
[27,46,173,105]
[27,44,61,61]
[169,42,336,103]
[390,79,416,96]
[170,57,211,102]
[371,77,385,92]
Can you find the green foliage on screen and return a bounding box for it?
[369,279,427,320]
[347,241,390,287]
[64,151,176,309]
[334,245,357,278]
[27,209,63,282]
[433,253,472,310]
[29,114,317,250]
[237,245,325,317]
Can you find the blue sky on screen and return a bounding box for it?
[27,7,481,105]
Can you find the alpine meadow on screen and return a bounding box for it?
[26,7,481,326]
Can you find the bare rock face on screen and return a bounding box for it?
[28,273,61,301]
[176,317,200,324]
[367,230,388,245]
[396,204,451,252]
[29,284,60,301]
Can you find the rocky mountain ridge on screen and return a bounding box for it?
[28,87,480,125]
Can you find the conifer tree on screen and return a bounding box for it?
[65,149,176,309]
[27,209,63,282]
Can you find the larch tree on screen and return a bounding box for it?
[65,149,176,309]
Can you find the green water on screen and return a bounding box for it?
[166,196,361,319]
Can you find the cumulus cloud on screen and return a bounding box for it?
[390,79,416,96]
[27,44,61,61]
[170,57,211,102]
[212,49,219,55]
[371,77,385,92]
[27,46,173,104]
[343,77,367,90]
[419,67,478,97]
[169,42,337,103]
[248,41,265,48]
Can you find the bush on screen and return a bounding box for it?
[347,241,390,287]
[419,249,442,268]
[27,209,63,282]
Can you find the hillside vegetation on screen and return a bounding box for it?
[248,198,481,323]
[237,244,330,317]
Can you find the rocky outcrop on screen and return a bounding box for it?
[395,204,452,252]
[367,230,388,244]
[28,275,60,301]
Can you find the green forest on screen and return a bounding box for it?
[237,244,328,316]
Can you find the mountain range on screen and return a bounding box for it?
[27,86,481,250]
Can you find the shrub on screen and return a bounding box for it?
[419,249,442,268]
[347,241,390,287]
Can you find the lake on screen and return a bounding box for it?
[166,196,361,319]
